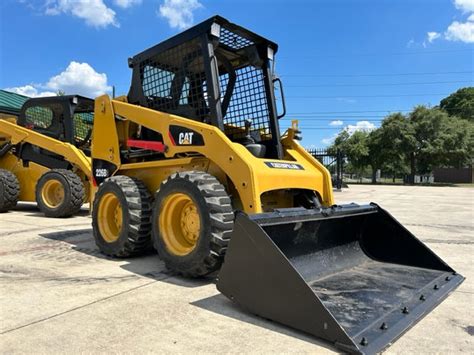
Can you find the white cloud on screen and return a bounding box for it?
[424,0,474,44]
[159,0,202,29]
[454,0,474,13]
[329,120,344,126]
[408,38,429,48]
[321,134,337,145]
[46,62,112,97]
[4,85,56,98]
[427,31,441,43]
[4,62,111,98]
[45,0,118,28]
[445,17,474,43]
[344,121,376,135]
[321,120,376,146]
[113,0,142,9]
[336,97,357,104]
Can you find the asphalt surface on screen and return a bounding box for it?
[1,185,473,353]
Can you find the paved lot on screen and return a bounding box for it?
[1,185,473,353]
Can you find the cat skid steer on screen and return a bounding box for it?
[0,96,92,217]
[88,16,463,354]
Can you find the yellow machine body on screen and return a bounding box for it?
[1,16,457,354]
[91,96,334,214]
[0,119,92,203]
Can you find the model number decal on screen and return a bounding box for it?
[95,168,109,178]
[265,162,304,170]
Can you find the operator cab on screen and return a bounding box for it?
[18,95,95,149]
[128,16,285,159]
[15,95,94,169]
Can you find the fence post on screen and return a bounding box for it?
[336,149,342,190]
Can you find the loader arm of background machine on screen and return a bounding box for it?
[91,95,334,214]
[0,119,92,177]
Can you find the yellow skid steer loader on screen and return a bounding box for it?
[89,16,463,354]
[0,95,92,217]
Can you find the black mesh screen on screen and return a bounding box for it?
[73,112,93,144]
[217,25,271,141]
[219,65,270,140]
[25,105,56,129]
[132,22,273,144]
[139,38,209,122]
[219,27,254,50]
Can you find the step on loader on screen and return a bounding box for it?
[0,96,92,217]
[88,16,464,354]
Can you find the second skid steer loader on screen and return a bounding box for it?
[0,95,92,216]
[90,16,464,354]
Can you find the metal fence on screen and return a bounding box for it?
[307,148,344,189]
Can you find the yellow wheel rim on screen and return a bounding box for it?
[159,193,200,256]
[97,192,123,243]
[41,179,65,209]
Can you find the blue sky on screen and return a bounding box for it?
[1,0,473,147]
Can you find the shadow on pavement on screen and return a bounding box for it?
[191,294,339,353]
[38,227,213,288]
[39,226,337,352]
[13,202,90,217]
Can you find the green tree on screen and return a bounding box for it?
[329,129,370,181]
[363,108,472,183]
[366,129,387,183]
[437,115,474,168]
[407,106,443,177]
[369,113,412,182]
[327,106,473,185]
[403,106,473,181]
[440,87,474,122]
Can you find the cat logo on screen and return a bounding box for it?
[178,132,194,145]
[169,125,204,146]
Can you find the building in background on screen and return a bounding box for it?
[0,90,29,119]
[433,166,473,184]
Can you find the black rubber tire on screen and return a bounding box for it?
[0,169,20,213]
[36,169,84,218]
[92,175,153,257]
[152,171,234,277]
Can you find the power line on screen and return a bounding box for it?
[279,127,379,131]
[279,127,348,130]
[287,109,412,114]
[280,70,473,78]
[284,80,472,88]
[287,93,450,99]
[286,107,468,115]
[283,116,385,122]
[280,124,375,130]
[112,72,472,86]
[278,48,473,59]
[289,113,407,117]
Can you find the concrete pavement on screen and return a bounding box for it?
[1,185,473,353]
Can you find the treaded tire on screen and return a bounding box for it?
[152,171,234,277]
[0,169,20,213]
[36,169,84,218]
[92,175,153,257]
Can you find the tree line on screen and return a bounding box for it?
[328,87,474,183]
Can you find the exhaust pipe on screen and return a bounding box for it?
[216,204,464,354]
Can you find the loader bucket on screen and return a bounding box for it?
[216,203,464,354]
